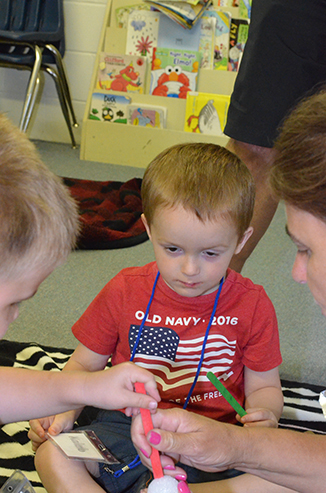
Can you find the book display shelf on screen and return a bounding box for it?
[80,0,239,168]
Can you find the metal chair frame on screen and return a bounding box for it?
[0,0,78,147]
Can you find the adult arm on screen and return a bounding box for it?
[132,407,326,492]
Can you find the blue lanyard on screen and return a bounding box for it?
[130,271,224,408]
[183,276,224,409]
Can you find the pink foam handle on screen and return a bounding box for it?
[135,382,164,479]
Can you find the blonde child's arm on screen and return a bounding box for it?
[29,343,112,448]
[28,344,160,449]
[238,367,283,428]
[45,344,111,432]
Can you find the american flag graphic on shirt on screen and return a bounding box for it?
[129,324,236,391]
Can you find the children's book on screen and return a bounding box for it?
[184,91,230,134]
[228,18,249,71]
[157,13,201,51]
[144,0,212,29]
[239,0,251,18]
[216,0,239,6]
[204,9,231,70]
[96,53,147,94]
[89,93,131,124]
[115,3,151,28]
[125,10,160,59]
[150,47,201,98]
[198,15,216,69]
[128,103,167,128]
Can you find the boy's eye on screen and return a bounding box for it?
[204,251,218,257]
[165,246,180,253]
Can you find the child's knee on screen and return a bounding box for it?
[35,439,62,473]
[34,439,100,478]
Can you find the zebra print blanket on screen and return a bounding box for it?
[0,339,325,491]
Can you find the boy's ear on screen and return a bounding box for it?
[141,214,152,241]
[234,226,254,255]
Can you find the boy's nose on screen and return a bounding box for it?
[181,256,200,276]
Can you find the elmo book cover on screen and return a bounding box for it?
[150,47,201,99]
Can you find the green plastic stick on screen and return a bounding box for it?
[207,371,247,417]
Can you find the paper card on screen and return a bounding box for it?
[48,430,121,464]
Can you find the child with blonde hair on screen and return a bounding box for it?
[0,112,159,424]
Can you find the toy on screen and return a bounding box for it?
[135,382,181,493]
[148,476,179,493]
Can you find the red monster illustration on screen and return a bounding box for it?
[110,63,140,92]
[152,66,191,99]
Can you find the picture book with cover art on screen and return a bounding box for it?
[125,10,160,59]
[204,9,231,70]
[115,4,151,28]
[184,91,230,134]
[89,93,131,123]
[150,47,201,99]
[157,12,201,51]
[198,15,216,69]
[144,0,212,29]
[96,53,147,94]
[128,103,167,128]
[228,18,249,71]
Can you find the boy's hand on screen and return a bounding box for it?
[28,410,77,451]
[89,362,160,415]
[237,407,278,428]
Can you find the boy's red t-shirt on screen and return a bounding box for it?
[72,262,282,423]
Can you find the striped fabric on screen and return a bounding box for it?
[0,340,325,490]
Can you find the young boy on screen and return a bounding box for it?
[32,143,283,493]
[0,112,160,424]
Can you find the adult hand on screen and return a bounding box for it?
[132,407,243,473]
[132,412,188,477]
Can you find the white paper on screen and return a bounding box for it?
[49,432,106,461]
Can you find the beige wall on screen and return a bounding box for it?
[0,0,107,145]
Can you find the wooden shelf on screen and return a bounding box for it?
[80,0,238,168]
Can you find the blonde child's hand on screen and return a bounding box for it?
[237,407,278,428]
[92,362,161,415]
[28,410,77,451]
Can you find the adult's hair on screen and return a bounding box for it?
[0,113,79,280]
[270,89,326,221]
[141,142,255,238]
